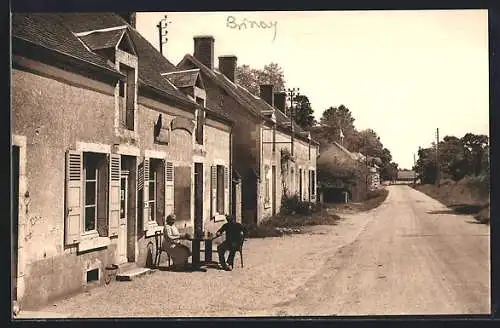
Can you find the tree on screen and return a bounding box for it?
[315,105,359,151]
[292,94,315,130]
[357,129,384,159]
[414,146,437,184]
[461,133,489,176]
[235,62,286,96]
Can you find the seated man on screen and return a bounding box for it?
[215,215,246,271]
[162,214,191,270]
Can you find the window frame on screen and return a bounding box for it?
[216,165,225,213]
[83,165,98,233]
[264,165,271,208]
[195,109,205,145]
[148,169,157,223]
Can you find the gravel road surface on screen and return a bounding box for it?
[23,185,490,318]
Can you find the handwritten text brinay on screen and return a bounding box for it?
[226,16,278,42]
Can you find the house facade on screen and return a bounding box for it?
[177,36,319,225]
[11,13,233,308]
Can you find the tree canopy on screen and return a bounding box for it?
[414,133,489,183]
[235,62,286,96]
[292,94,315,130]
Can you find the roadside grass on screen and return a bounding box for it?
[246,188,389,238]
[412,176,490,225]
[245,206,342,238]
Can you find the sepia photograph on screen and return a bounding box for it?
[10,9,490,319]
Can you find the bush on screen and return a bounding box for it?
[296,201,313,215]
[281,194,300,215]
[365,188,387,200]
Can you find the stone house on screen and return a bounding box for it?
[317,142,369,203]
[11,13,234,308]
[177,36,320,225]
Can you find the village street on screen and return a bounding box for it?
[23,185,490,318]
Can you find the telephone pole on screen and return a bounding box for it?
[286,88,300,156]
[435,128,440,186]
[156,15,171,56]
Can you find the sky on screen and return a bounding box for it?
[136,10,489,170]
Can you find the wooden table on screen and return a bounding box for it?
[184,235,218,270]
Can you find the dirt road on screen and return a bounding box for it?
[274,185,490,316]
[25,185,489,318]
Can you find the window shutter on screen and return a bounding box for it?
[165,161,174,221]
[143,158,150,230]
[65,150,82,245]
[224,166,229,214]
[108,154,121,237]
[211,165,217,217]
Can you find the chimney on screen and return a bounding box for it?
[260,84,274,106]
[117,12,136,28]
[194,36,215,70]
[273,92,286,113]
[218,56,237,82]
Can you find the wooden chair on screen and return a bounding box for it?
[229,238,245,269]
[154,231,171,268]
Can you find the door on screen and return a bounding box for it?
[193,163,203,265]
[299,169,303,201]
[118,170,129,264]
[272,165,276,216]
[12,146,20,301]
[194,163,203,234]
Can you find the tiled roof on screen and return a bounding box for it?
[12,13,232,124]
[398,170,416,180]
[180,54,318,144]
[162,69,200,88]
[11,13,115,72]
[78,28,126,51]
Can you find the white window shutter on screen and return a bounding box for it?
[165,161,174,221]
[210,165,217,217]
[224,166,229,214]
[108,154,121,237]
[65,150,82,245]
[143,158,150,230]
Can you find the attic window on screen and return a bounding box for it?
[196,109,205,145]
[118,63,136,131]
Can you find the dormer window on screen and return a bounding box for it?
[196,109,205,145]
[118,63,136,131]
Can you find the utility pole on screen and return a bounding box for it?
[156,15,171,56]
[435,128,440,186]
[286,88,300,156]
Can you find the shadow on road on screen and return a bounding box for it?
[426,203,489,225]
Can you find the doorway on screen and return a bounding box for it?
[271,165,277,216]
[193,163,203,265]
[118,170,129,264]
[121,156,137,263]
[12,146,20,302]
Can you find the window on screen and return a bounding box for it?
[211,164,229,218]
[216,165,225,213]
[65,151,121,246]
[264,166,270,205]
[299,168,303,200]
[82,152,110,236]
[147,159,165,225]
[118,64,136,131]
[148,164,157,222]
[84,157,98,232]
[290,167,295,194]
[310,170,316,199]
[196,109,205,145]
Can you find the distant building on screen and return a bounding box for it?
[396,170,417,184]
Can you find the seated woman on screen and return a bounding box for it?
[162,214,192,271]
